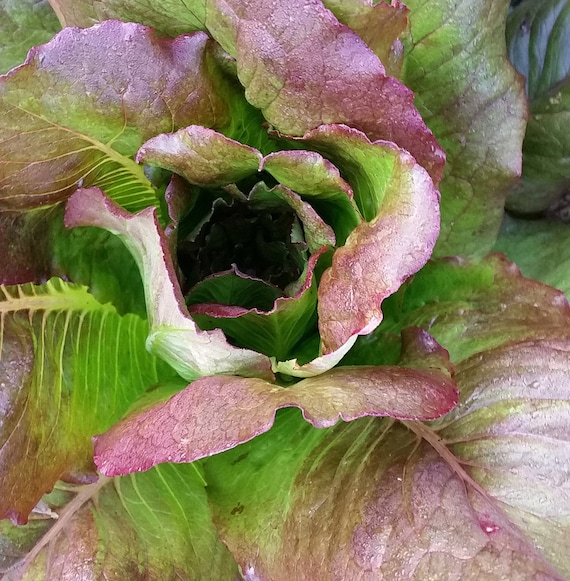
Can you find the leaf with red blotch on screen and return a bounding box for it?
[93,327,457,477]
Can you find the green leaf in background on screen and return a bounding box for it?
[0,0,60,74]
[401,0,527,256]
[506,0,570,214]
[1,466,239,580]
[494,214,570,296]
[0,278,180,523]
[0,21,229,214]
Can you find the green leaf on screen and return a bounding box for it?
[507,0,570,100]
[0,21,230,215]
[401,0,527,256]
[505,0,570,214]
[0,0,60,74]
[65,187,274,381]
[0,278,179,523]
[493,214,570,296]
[321,0,410,76]
[2,466,239,580]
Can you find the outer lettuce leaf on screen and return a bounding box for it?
[321,0,410,76]
[0,0,60,74]
[0,21,229,214]
[494,214,570,297]
[93,327,457,476]
[203,0,445,185]
[0,278,180,524]
[1,466,239,580]
[201,261,570,579]
[205,400,567,580]
[65,187,273,380]
[401,0,527,256]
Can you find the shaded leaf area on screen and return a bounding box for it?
[186,259,319,361]
[493,214,570,297]
[204,329,570,580]
[65,187,274,381]
[1,466,239,580]
[0,278,181,523]
[0,209,55,285]
[203,0,445,185]
[48,0,207,35]
[505,0,570,214]
[321,0,410,76]
[0,21,229,215]
[401,0,527,257]
[0,0,60,74]
[93,327,457,477]
[0,205,146,315]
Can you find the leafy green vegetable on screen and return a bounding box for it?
[1,0,568,578]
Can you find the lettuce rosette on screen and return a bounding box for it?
[5,2,570,581]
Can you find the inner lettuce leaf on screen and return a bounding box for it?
[400,0,527,256]
[0,21,231,215]
[0,278,182,524]
[0,0,60,74]
[64,187,274,380]
[92,327,457,477]
[67,123,440,376]
[1,466,239,580]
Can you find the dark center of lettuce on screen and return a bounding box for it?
[177,198,306,293]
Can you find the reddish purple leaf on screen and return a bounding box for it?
[206,0,445,185]
[94,328,457,476]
